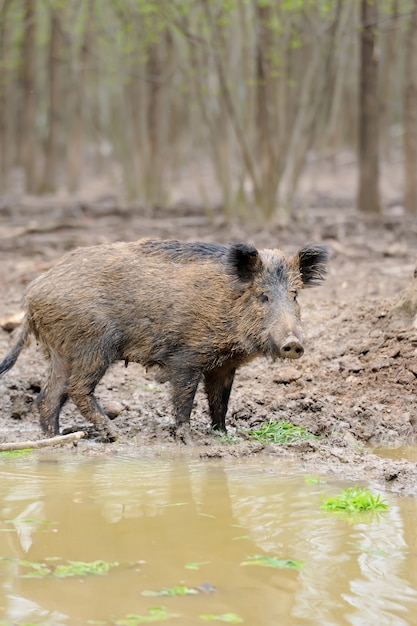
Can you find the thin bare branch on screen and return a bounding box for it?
[0,431,85,451]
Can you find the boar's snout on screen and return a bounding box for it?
[279,337,304,360]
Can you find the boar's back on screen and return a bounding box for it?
[138,239,229,262]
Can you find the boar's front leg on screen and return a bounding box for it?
[170,368,201,444]
[204,365,236,433]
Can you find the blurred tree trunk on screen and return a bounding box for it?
[0,0,12,190]
[357,0,381,214]
[19,0,37,193]
[67,0,93,192]
[404,0,417,215]
[255,1,279,218]
[183,15,234,215]
[379,0,399,160]
[283,0,344,209]
[201,0,260,211]
[125,74,144,200]
[41,8,62,193]
[145,39,163,206]
[318,1,353,162]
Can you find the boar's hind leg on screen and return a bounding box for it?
[70,391,117,442]
[37,358,69,436]
[204,365,236,432]
[67,365,118,443]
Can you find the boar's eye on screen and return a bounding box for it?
[290,289,298,301]
[258,293,270,304]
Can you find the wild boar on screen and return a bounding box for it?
[0,239,328,442]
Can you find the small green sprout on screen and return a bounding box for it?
[115,606,179,624]
[185,561,210,570]
[1,557,119,578]
[305,475,324,485]
[19,560,51,578]
[214,432,237,444]
[321,487,388,513]
[241,554,303,569]
[142,585,198,597]
[246,420,317,445]
[200,614,243,623]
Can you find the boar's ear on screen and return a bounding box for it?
[228,243,263,283]
[297,244,329,287]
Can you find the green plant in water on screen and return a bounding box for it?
[3,558,118,578]
[1,518,57,535]
[115,606,179,624]
[53,560,118,577]
[185,561,210,570]
[321,487,388,513]
[305,475,324,485]
[241,554,303,569]
[200,614,243,623]
[246,420,317,444]
[142,585,198,597]
[0,449,32,457]
[17,560,51,578]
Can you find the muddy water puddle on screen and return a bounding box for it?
[0,453,416,626]
[374,446,417,463]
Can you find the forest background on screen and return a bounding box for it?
[0,0,416,223]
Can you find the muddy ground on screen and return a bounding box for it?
[0,191,416,495]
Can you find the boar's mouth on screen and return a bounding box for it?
[264,336,283,360]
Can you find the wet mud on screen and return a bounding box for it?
[0,196,416,494]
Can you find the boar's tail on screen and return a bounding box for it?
[0,315,31,376]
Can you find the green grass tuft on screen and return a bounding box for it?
[214,432,237,444]
[53,560,118,577]
[246,420,317,444]
[321,486,388,513]
[0,449,32,458]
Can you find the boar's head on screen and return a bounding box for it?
[227,243,328,360]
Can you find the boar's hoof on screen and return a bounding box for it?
[280,338,304,360]
[93,424,118,443]
[62,424,118,442]
[95,426,118,443]
[175,423,194,445]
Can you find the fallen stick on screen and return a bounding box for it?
[0,431,85,452]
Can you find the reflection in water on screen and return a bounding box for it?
[342,504,417,626]
[291,499,417,625]
[0,455,416,625]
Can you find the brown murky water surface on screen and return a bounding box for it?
[0,453,416,625]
